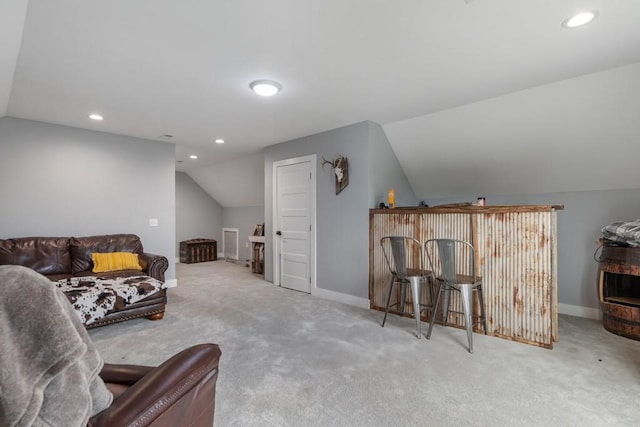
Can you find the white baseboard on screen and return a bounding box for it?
[311,287,370,309]
[558,303,601,320]
[165,278,177,288]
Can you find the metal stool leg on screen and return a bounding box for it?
[408,276,422,339]
[426,281,443,340]
[460,284,474,353]
[477,284,488,334]
[428,277,435,312]
[442,286,452,328]
[399,280,407,313]
[382,275,396,327]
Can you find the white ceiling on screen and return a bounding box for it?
[2,1,640,206]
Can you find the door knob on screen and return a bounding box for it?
[276,231,282,236]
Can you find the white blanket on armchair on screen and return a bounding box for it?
[0,265,113,427]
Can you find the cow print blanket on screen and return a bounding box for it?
[55,276,165,326]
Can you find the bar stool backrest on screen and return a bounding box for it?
[380,236,423,279]
[426,238,476,285]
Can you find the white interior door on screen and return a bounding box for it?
[273,156,315,293]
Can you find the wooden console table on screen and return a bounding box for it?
[369,204,563,349]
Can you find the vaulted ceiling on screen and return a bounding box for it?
[2,1,640,206]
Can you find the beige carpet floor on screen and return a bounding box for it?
[89,260,640,426]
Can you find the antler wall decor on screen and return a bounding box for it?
[321,154,349,195]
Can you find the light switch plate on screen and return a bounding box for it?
[149,218,159,227]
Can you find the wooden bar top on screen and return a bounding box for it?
[370,204,564,214]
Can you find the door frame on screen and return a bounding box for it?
[272,154,316,292]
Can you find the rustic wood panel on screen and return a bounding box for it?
[476,211,556,347]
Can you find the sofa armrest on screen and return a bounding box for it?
[90,343,221,427]
[139,252,169,282]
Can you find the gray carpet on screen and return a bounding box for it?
[89,261,640,426]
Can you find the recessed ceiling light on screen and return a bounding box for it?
[215,139,224,144]
[89,114,103,121]
[189,155,198,159]
[562,11,598,28]
[249,80,282,97]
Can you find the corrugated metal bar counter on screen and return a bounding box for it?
[369,204,563,349]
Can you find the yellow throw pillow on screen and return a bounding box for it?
[92,252,142,273]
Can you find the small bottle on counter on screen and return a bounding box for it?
[477,197,486,206]
[388,189,395,209]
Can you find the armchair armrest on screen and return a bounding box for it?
[90,343,221,427]
[139,252,169,282]
[99,363,154,386]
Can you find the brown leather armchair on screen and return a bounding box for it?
[0,265,219,427]
[89,344,222,427]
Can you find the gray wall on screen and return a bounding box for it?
[426,189,640,311]
[222,206,265,262]
[368,121,417,208]
[0,117,176,281]
[264,122,370,298]
[175,171,223,257]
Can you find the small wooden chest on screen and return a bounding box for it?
[180,239,217,263]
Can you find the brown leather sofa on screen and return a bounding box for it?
[89,344,222,427]
[0,234,169,328]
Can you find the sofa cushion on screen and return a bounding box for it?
[0,237,71,275]
[92,252,142,273]
[70,234,143,274]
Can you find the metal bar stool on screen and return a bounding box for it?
[380,236,434,338]
[424,238,488,353]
